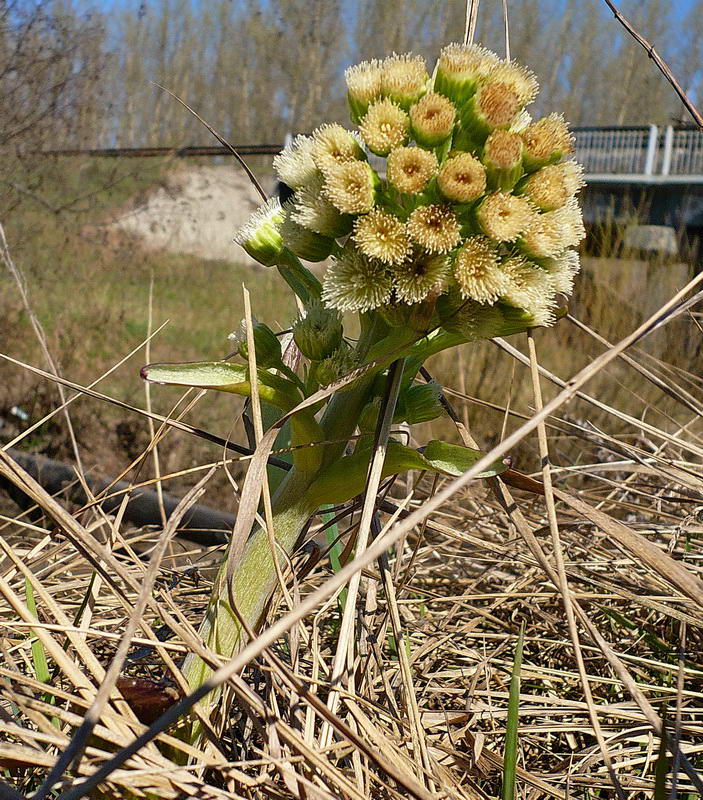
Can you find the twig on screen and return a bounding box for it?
[319,359,405,748]
[0,224,85,477]
[152,83,269,200]
[464,0,480,45]
[526,331,626,800]
[602,0,703,129]
[144,276,167,527]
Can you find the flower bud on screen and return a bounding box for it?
[315,346,360,390]
[386,146,438,195]
[437,152,486,203]
[406,204,462,253]
[359,98,410,156]
[346,59,384,123]
[233,198,284,267]
[482,130,524,191]
[521,113,574,172]
[281,210,335,262]
[312,124,365,173]
[381,53,429,109]
[273,136,318,190]
[438,288,556,339]
[460,81,521,145]
[476,192,535,242]
[437,290,505,339]
[324,161,379,215]
[353,209,411,266]
[291,174,353,239]
[229,320,282,369]
[292,301,343,361]
[393,252,449,307]
[541,249,580,294]
[500,256,557,326]
[452,236,510,302]
[377,301,409,328]
[495,302,556,333]
[434,43,499,105]
[488,60,538,107]
[358,397,381,431]
[518,160,584,211]
[409,92,456,148]
[322,245,392,313]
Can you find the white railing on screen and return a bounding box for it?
[667,128,703,175]
[573,125,703,178]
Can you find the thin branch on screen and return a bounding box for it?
[464,0,480,45]
[502,0,510,61]
[152,83,268,201]
[602,0,703,129]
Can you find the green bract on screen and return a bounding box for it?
[306,439,508,507]
[292,301,343,361]
[230,320,283,370]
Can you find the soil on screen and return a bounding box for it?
[108,164,274,265]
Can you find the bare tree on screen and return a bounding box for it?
[0,0,109,149]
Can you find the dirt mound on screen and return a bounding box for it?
[109,165,272,265]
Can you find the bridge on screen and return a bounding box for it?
[33,126,703,239]
[575,125,703,184]
[573,125,703,240]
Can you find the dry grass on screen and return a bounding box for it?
[1,158,703,798]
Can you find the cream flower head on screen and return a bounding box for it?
[453,237,510,302]
[407,205,462,253]
[437,153,487,203]
[353,209,411,265]
[386,146,438,194]
[324,161,376,215]
[359,98,410,156]
[322,246,392,312]
[393,251,450,304]
[312,124,364,173]
[477,192,535,242]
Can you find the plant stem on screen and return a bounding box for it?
[181,312,388,741]
[181,465,315,737]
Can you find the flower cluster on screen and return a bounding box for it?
[236,43,585,340]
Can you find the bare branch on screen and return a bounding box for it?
[602,0,703,129]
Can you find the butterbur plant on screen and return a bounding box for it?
[141,42,585,739]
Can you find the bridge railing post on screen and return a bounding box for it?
[661,125,674,176]
[644,124,658,176]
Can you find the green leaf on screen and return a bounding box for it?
[24,578,50,686]
[422,439,506,477]
[306,439,507,506]
[141,360,300,411]
[141,360,248,389]
[322,508,348,613]
[502,625,524,800]
[654,706,669,800]
[25,578,58,722]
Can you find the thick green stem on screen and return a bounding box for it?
[181,313,388,743]
[181,466,315,738]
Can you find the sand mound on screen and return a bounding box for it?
[111,165,271,265]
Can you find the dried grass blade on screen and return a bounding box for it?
[320,359,405,745]
[552,489,703,609]
[32,468,217,799]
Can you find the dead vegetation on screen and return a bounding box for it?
[2,1,703,797]
[1,213,703,796]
